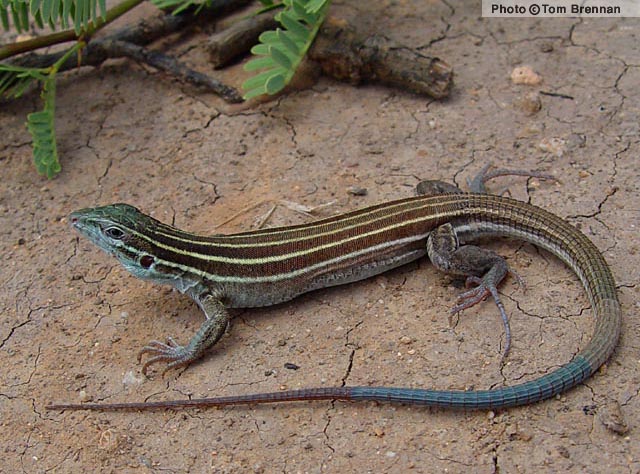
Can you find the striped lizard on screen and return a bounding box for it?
[47,167,620,411]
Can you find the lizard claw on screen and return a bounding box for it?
[451,276,512,360]
[138,338,193,376]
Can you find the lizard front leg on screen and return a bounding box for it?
[138,292,230,375]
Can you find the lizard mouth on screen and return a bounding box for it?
[69,210,86,227]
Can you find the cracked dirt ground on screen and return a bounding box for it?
[1,2,639,473]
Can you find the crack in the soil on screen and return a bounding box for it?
[0,318,31,349]
[568,185,618,220]
[77,264,114,285]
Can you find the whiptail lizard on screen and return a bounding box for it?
[47,167,621,411]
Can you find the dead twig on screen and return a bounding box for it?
[205,14,453,99]
[100,40,242,102]
[7,0,252,102]
[208,10,279,68]
[310,21,453,99]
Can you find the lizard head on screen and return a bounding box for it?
[69,203,176,282]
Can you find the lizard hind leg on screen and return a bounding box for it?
[415,163,556,196]
[427,223,519,360]
[466,163,556,194]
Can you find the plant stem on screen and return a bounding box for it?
[0,0,145,61]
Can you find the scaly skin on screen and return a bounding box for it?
[47,171,620,411]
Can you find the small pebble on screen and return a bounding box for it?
[520,91,542,115]
[540,42,554,53]
[347,186,368,196]
[511,66,543,85]
[122,370,143,386]
[599,401,629,435]
[538,137,566,157]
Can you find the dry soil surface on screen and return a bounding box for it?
[1,2,639,473]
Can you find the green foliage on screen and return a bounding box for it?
[149,0,209,15]
[0,0,332,176]
[1,44,81,178]
[0,63,62,178]
[0,0,107,34]
[242,0,330,99]
[27,72,59,178]
[305,0,325,13]
[0,63,45,99]
[26,43,82,178]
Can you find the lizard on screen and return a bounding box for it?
[47,166,621,411]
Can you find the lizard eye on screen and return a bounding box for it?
[104,226,125,239]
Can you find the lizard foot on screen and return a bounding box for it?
[138,337,195,376]
[451,275,513,360]
[467,162,557,194]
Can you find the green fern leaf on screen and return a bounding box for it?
[265,74,285,94]
[0,0,107,34]
[9,4,19,30]
[0,71,36,98]
[305,0,326,14]
[277,29,301,55]
[42,0,54,22]
[243,69,288,99]
[90,0,97,25]
[27,74,60,178]
[291,0,315,23]
[73,0,82,31]
[0,8,9,29]
[244,56,276,72]
[18,1,29,30]
[34,9,44,28]
[81,0,89,29]
[62,0,72,28]
[269,45,292,69]
[278,10,308,38]
[250,43,270,56]
[0,63,47,99]
[30,0,43,17]
[148,0,209,15]
[243,86,267,100]
[242,0,331,99]
[258,30,279,44]
[0,72,19,96]
[243,68,287,91]
[9,75,38,96]
[50,0,60,22]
